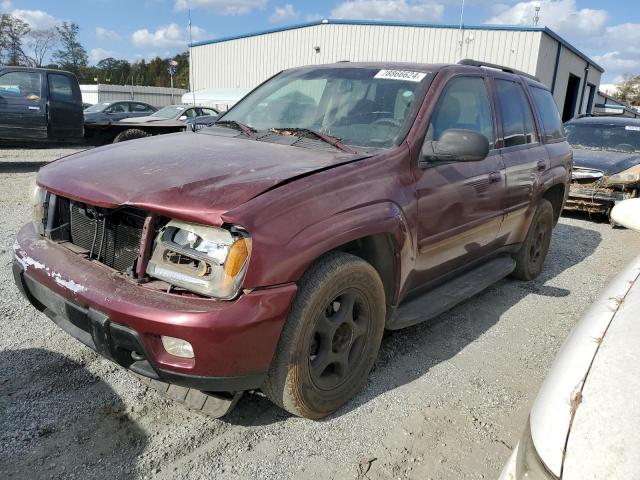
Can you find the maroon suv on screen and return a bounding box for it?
[13,61,571,419]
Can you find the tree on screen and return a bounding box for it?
[0,14,31,66]
[53,21,88,78]
[26,28,58,67]
[615,75,640,105]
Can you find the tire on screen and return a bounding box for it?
[510,199,554,281]
[113,128,151,143]
[132,373,242,418]
[263,251,386,419]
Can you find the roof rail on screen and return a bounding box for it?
[457,59,539,81]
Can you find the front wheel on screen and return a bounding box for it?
[263,252,386,419]
[510,199,554,280]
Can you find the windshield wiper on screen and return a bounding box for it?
[215,120,257,139]
[270,127,356,153]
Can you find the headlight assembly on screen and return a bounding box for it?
[604,164,640,186]
[146,220,252,299]
[32,184,47,235]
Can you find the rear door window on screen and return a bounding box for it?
[495,79,538,148]
[131,102,152,112]
[530,87,565,141]
[428,76,495,148]
[0,71,41,100]
[48,74,75,102]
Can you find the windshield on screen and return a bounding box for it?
[152,105,186,119]
[565,123,640,153]
[84,102,112,113]
[220,67,431,149]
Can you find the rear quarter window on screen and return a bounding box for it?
[530,87,564,141]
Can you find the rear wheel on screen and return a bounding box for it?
[113,128,151,143]
[263,252,386,419]
[511,199,554,280]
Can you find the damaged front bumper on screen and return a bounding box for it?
[565,183,638,215]
[13,223,297,392]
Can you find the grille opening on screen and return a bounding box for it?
[45,195,161,274]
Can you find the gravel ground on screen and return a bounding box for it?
[2,147,640,479]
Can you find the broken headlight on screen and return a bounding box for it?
[32,184,47,235]
[146,220,251,299]
[604,164,640,186]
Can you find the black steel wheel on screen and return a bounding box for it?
[511,199,554,280]
[263,252,385,419]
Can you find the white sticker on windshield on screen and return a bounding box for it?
[625,125,640,131]
[374,70,426,82]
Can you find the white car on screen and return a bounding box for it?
[500,198,640,479]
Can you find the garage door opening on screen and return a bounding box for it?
[562,74,581,121]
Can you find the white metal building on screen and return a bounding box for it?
[80,84,187,108]
[190,19,603,121]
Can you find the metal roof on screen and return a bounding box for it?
[190,18,603,73]
[568,115,640,126]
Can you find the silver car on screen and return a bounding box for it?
[500,198,640,479]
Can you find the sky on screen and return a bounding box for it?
[1,0,638,82]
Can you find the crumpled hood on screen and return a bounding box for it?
[37,132,366,225]
[572,148,640,176]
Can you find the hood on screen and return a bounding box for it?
[572,148,640,176]
[119,115,163,123]
[528,255,640,477]
[562,263,640,480]
[37,131,367,225]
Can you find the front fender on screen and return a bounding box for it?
[243,201,414,297]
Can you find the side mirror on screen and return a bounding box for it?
[420,129,489,167]
[179,115,187,121]
[611,198,640,231]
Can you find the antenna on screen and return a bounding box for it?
[458,0,466,56]
[533,4,541,26]
[188,5,196,106]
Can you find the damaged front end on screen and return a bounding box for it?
[565,166,640,216]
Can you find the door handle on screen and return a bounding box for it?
[488,172,502,183]
[27,106,40,111]
[537,160,546,171]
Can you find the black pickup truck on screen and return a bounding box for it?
[0,66,84,143]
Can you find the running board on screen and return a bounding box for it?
[387,256,516,330]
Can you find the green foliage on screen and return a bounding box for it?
[0,13,31,65]
[1,15,190,89]
[615,75,640,105]
[53,22,88,78]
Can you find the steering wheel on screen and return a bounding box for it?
[372,117,402,127]
[613,143,635,152]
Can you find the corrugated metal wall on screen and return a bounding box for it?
[80,84,187,107]
[190,24,543,90]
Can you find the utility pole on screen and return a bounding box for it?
[168,60,178,104]
[533,5,541,26]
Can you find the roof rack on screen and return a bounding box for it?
[457,59,539,81]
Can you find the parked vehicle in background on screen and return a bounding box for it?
[0,66,84,143]
[14,60,570,420]
[119,104,218,124]
[83,100,157,143]
[83,100,157,125]
[564,116,640,220]
[88,104,219,143]
[500,198,640,480]
[186,114,220,131]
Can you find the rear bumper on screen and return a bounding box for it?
[13,223,297,391]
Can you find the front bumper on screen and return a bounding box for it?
[13,223,297,392]
[565,183,627,214]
